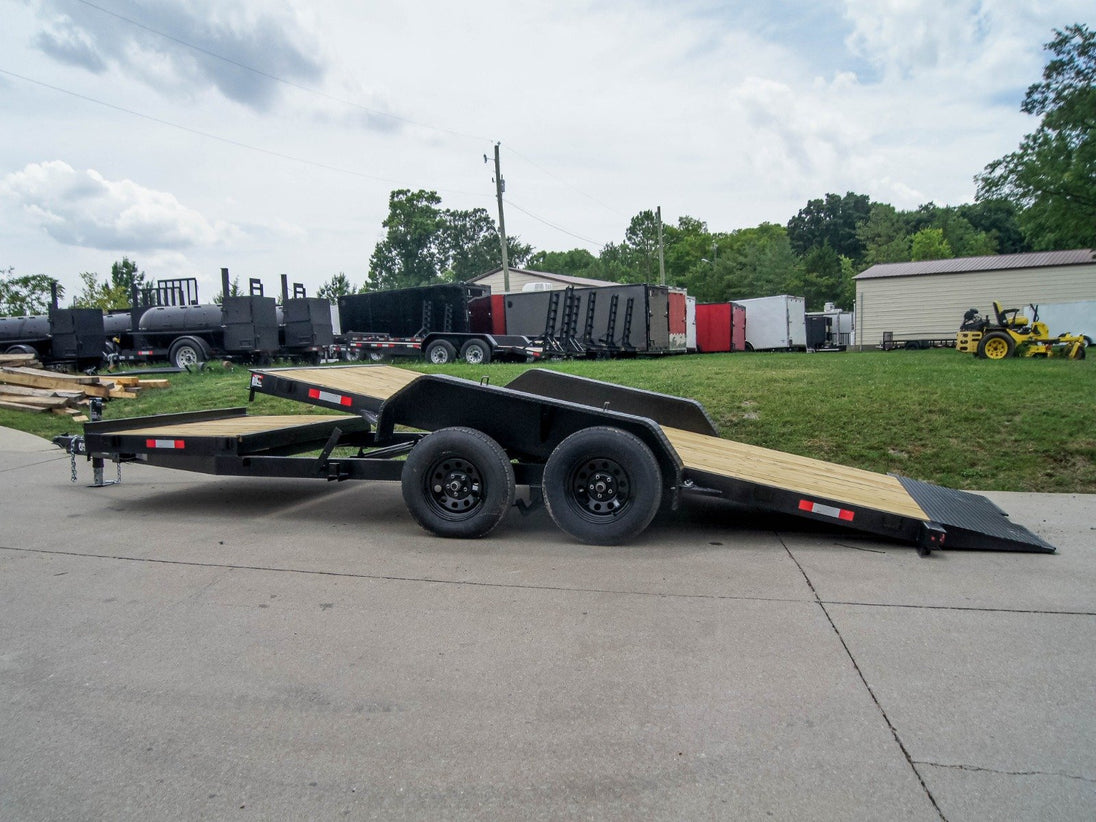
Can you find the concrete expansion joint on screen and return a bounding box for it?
[779,533,948,821]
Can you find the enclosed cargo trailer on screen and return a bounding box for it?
[735,295,807,351]
[695,302,747,353]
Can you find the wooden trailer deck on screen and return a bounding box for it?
[661,426,928,521]
[252,365,929,522]
[107,414,357,439]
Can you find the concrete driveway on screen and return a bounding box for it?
[2,426,1094,820]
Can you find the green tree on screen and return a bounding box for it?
[111,256,145,297]
[786,192,873,260]
[976,24,1096,249]
[684,223,799,303]
[368,189,445,290]
[317,272,356,300]
[792,243,845,310]
[527,248,601,278]
[0,269,61,315]
[662,216,714,288]
[956,199,1028,254]
[71,271,122,310]
[857,203,911,266]
[910,227,953,261]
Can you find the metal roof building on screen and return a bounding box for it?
[853,249,1096,349]
[467,267,612,294]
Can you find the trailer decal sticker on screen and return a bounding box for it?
[308,387,352,406]
[798,499,855,521]
[146,439,186,450]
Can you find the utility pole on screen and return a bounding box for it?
[489,143,511,292]
[656,206,666,286]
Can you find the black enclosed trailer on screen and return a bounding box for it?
[61,365,1054,554]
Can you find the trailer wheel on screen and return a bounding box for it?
[5,344,37,356]
[543,427,662,545]
[977,331,1014,360]
[424,339,457,364]
[402,427,515,539]
[460,338,492,365]
[168,337,210,369]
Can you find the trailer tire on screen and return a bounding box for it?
[402,427,515,539]
[4,344,37,356]
[460,338,492,365]
[424,339,457,364]
[543,427,662,545]
[168,337,210,369]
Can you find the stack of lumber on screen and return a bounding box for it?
[0,355,169,420]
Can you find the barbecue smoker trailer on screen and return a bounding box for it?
[60,365,1054,554]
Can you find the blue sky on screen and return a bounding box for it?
[1,0,1091,300]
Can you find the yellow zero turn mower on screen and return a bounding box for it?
[956,302,1087,360]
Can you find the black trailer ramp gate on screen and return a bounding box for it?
[74,365,1054,553]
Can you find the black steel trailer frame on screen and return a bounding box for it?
[61,365,1055,554]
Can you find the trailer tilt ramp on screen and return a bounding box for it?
[70,365,1054,553]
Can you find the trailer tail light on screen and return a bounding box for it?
[146,439,185,450]
[798,499,855,522]
[307,387,352,406]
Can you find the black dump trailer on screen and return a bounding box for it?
[58,365,1054,555]
[337,284,535,365]
[501,284,680,357]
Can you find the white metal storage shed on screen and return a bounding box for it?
[853,249,1096,349]
[467,267,612,294]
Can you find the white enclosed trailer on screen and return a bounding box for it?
[1027,300,1096,343]
[735,295,807,351]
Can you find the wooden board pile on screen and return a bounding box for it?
[0,353,169,421]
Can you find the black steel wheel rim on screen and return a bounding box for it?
[568,458,631,520]
[425,456,484,520]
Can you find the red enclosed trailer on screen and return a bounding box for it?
[696,302,746,352]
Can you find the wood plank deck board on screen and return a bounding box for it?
[257,365,421,401]
[115,415,358,438]
[663,426,927,520]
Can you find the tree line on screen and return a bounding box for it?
[3,24,1092,315]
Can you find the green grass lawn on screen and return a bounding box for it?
[4,349,1094,493]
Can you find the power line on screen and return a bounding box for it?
[70,0,489,144]
[504,199,607,249]
[71,0,622,244]
[503,144,629,219]
[0,67,488,199]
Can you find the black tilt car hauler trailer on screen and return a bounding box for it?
[61,365,1054,554]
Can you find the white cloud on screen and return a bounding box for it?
[1,161,231,250]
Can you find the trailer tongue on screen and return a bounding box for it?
[64,365,1054,554]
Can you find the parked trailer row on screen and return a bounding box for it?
[0,271,334,369]
[56,364,1054,555]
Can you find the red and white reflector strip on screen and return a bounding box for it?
[307,387,352,406]
[146,439,185,450]
[798,499,855,522]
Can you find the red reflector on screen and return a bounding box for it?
[146,439,185,449]
[798,499,854,522]
[308,387,351,406]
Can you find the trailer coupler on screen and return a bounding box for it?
[53,434,122,488]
